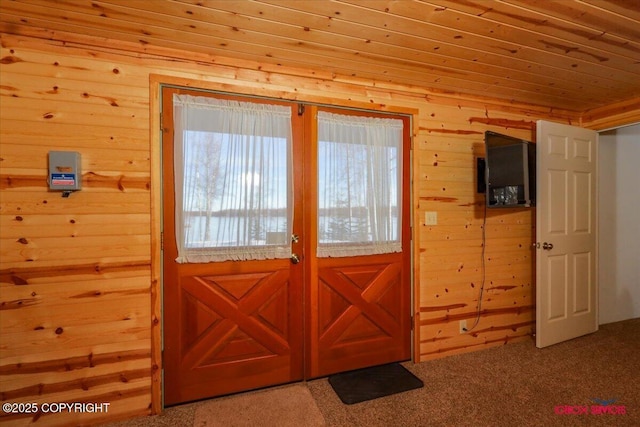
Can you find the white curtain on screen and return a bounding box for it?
[173,94,293,263]
[317,111,403,257]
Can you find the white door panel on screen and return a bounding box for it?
[536,120,598,348]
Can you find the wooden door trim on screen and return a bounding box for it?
[149,77,163,415]
[303,105,319,376]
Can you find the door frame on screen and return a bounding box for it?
[149,75,419,411]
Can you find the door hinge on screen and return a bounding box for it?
[160,232,164,251]
[160,112,163,131]
[298,104,305,116]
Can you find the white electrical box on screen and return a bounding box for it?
[48,151,82,192]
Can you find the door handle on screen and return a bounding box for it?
[290,253,301,264]
[542,242,554,250]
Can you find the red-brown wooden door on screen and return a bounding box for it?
[162,87,305,405]
[304,107,412,377]
[162,90,411,405]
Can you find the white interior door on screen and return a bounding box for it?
[536,120,598,348]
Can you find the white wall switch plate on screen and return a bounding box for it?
[425,211,438,225]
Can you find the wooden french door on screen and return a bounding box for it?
[162,88,411,405]
[305,106,412,377]
[162,87,305,405]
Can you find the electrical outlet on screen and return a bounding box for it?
[459,320,467,334]
[425,211,438,225]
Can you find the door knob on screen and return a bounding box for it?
[290,253,300,264]
[542,242,554,250]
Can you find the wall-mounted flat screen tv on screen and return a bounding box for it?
[485,131,535,208]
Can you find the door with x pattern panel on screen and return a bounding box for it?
[162,91,411,404]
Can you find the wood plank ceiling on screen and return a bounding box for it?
[1,0,639,112]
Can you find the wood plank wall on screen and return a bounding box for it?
[417,109,537,360]
[2,29,632,426]
[0,34,153,426]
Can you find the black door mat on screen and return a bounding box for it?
[328,362,424,405]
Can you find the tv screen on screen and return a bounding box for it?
[484,131,535,208]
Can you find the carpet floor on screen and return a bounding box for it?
[192,384,324,427]
[105,318,640,427]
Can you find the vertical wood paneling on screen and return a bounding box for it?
[1,28,634,426]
